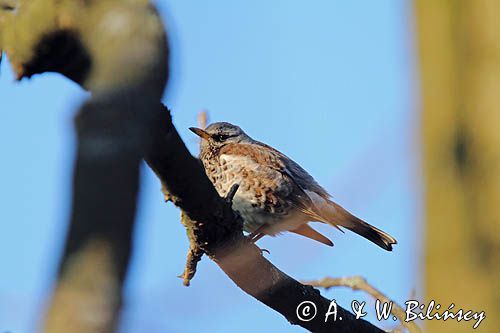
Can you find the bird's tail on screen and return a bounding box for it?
[337,211,397,251]
[306,192,397,251]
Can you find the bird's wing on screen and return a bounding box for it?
[253,141,331,199]
[219,143,334,225]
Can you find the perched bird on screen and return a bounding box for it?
[190,122,397,251]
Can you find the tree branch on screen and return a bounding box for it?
[304,276,421,333]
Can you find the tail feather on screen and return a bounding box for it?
[305,191,397,251]
[330,201,397,251]
[290,224,334,247]
[338,214,397,251]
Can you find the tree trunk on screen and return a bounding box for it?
[415,1,500,332]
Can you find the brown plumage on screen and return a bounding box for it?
[190,122,397,251]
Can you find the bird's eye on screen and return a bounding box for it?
[215,134,229,141]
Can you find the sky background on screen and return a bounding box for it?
[0,1,420,332]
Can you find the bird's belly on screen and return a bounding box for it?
[232,194,307,236]
[231,195,278,232]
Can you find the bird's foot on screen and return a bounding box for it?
[245,232,270,255]
[225,183,240,204]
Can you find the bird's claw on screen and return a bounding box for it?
[245,234,270,255]
[260,248,270,255]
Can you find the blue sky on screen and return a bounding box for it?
[0,1,419,332]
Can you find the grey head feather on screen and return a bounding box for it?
[203,122,253,144]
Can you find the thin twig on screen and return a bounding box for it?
[198,110,209,129]
[304,276,421,333]
[178,211,204,286]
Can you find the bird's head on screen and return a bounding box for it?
[189,122,251,150]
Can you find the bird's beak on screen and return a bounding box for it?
[189,127,211,140]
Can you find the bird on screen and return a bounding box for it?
[189,122,397,251]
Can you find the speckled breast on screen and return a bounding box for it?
[201,151,296,233]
